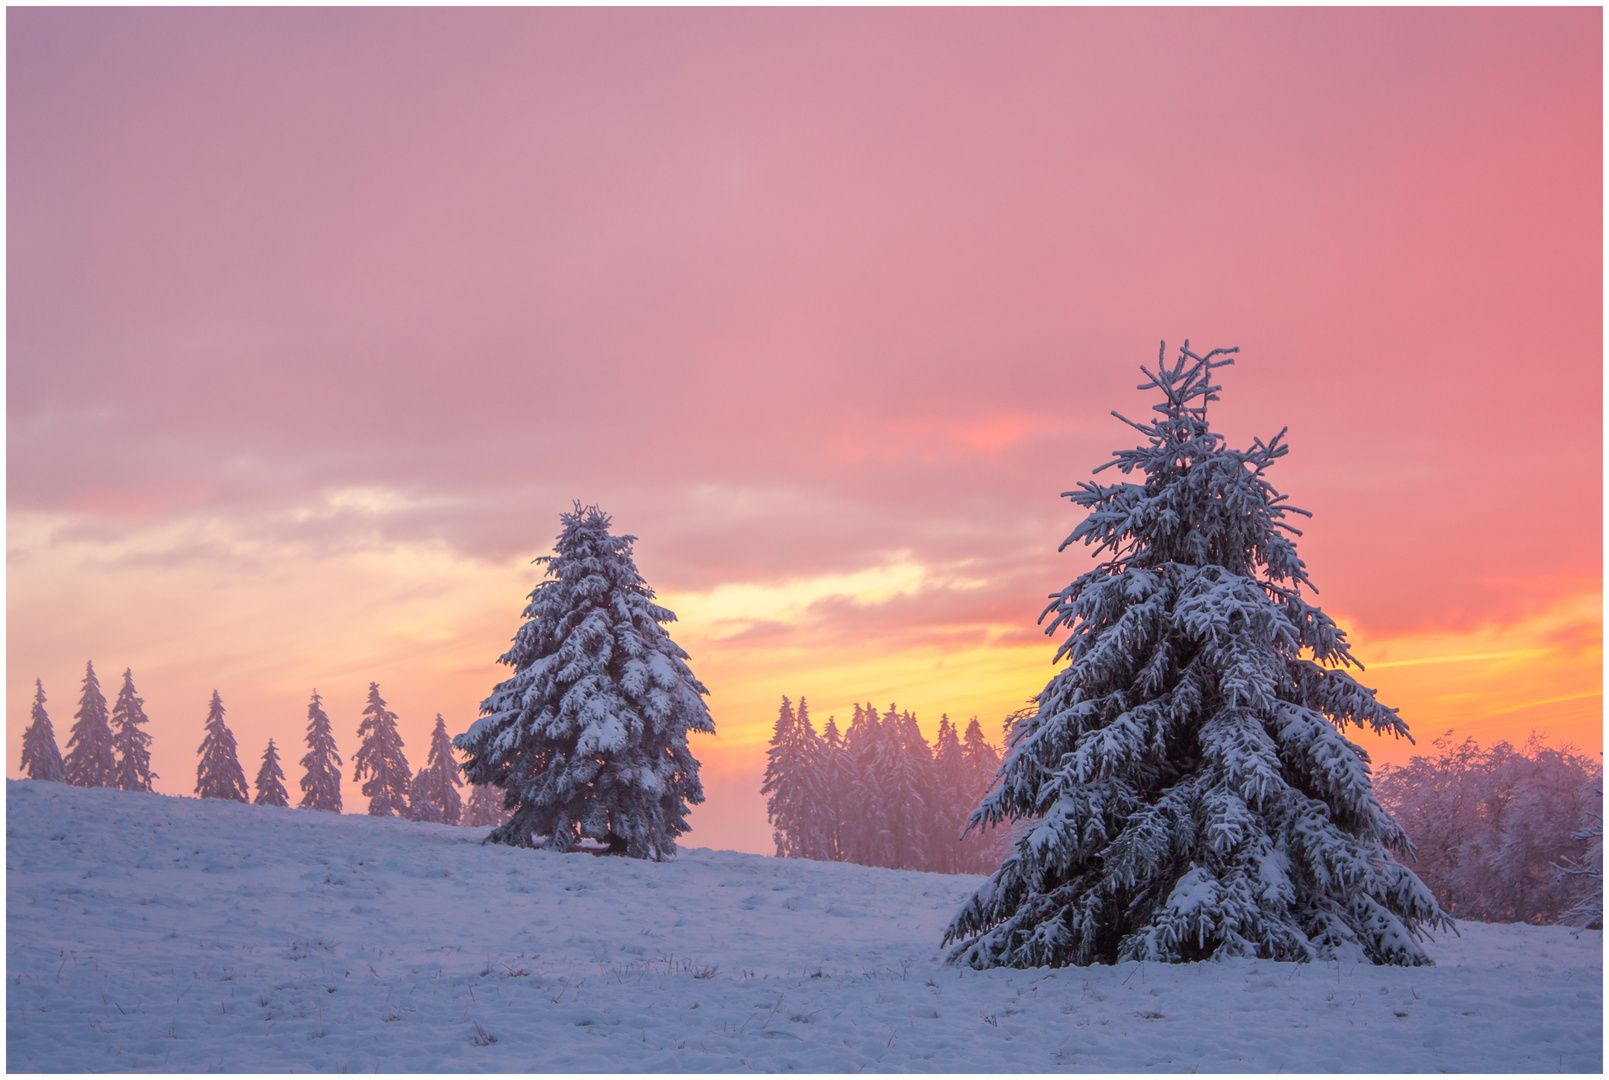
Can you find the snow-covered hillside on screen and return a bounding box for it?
[6,780,1601,1072]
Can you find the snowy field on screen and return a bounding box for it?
[6,780,1601,1073]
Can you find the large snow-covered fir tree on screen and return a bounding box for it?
[64,662,118,788]
[410,714,464,825]
[21,679,65,783]
[111,668,157,792]
[298,690,343,812]
[454,504,715,859]
[945,342,1448,969]
[195,691,249,802]
[254,739,290,807]
[354,683,412,818]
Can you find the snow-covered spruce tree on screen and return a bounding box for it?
[880,707,931,871]
[410,714,464,825]
[195,690,249,802]
[64,661,118,788]
[254,739,290,807]
[21,679,66,782]
[930,717,970,874]
[836,704,875,869]
[763,696,825,859]
[454,504,715,859]
[298,690,343,812]
[944,342,1448,968]
[354,683,412,818]
[817,715,847,862]
[111,668,157,792]
[794,699,834,860]
[959,715,1013,874]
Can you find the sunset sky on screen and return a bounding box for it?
[8,8,1601,854]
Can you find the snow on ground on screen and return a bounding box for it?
[6,780,1602,1073]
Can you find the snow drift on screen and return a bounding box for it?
[6,780,1601,1072]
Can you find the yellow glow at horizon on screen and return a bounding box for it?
[662,554,932,628]
[8,504,1601,809]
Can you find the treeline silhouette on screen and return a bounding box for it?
[763,697,1012,875]
[18,662,511,828]
[1376,733,1603,926]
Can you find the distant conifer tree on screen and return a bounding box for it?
[254,738,290,807]
[195,690,249,802]
[111,668,157,792]
[464,783,512,828]
[64,661,118,788]
[841,702,883,866]
[763,696,826,859]
[410,714,464,825]
[930,716,970,874]
[794,699,832,859]
[945,343,1447,969]
[354,682,412,818]
[959,716,1006,873]
[455,505,715,859]
[881,707,931,870]
[818,715,846,862]
[20,679,65,783]
[298,690,343,812]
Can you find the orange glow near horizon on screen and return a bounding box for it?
[7,9,1600,857]
[10,507,1597,855]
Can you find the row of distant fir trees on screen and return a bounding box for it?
[763,696,1009,875]
[18,662,512,828]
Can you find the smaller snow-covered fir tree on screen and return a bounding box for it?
[64,661,118,788]
[21,679,65,783]
[111,668,157,792]
[945,342,1448,969]
[930,716,970,874]
[465,783,513,828]
[887,709,933,871]
[21,679,65,782]
[254,739,290,807]
[354,682,412,818]
[455,504,715,859]
[817,715,847,862]
[763,696,825,859]
[298,690,343,812]
[410,714,464,825]
[195,691,249,802]
[839,703,882,866]
[958,715,1010,874]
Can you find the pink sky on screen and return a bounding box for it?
[9,8,1601,854]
